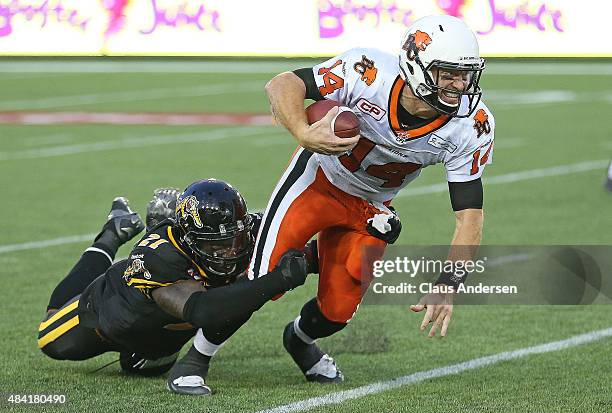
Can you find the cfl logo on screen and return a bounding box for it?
[357,98,386,121]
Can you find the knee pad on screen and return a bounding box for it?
[298,298,347,339]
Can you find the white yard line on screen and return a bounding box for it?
[0,61,610,75]
[398,159,609,197]
[0,159,607,254]
[0,126,275,161]
[0,82,263,111]
[255,326,612,413]
[0,233,97,254]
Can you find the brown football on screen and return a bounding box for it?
[305,100,360,138]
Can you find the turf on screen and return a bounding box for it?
[0,60,611,412]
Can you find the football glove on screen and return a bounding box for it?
[275,249,309,291]
[146,187,181,230]
[366,208,402,244]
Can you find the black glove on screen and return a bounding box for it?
[366,211,402,244]
[274,249,309,291]
[303,240,319,274]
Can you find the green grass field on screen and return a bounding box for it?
[0,60,611,412]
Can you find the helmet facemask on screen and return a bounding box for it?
[418,60,484,117]
[181,215,254,286]
[401,49,484,118]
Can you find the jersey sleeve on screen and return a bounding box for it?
[311,48,366,105]
[445,108,495,182]
[123,248,190,298]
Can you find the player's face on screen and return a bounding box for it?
[431,68,470,107]
[195,232,250,260]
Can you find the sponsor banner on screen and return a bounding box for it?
[0,0,610,56]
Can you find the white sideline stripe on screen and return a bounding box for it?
[0,81,263,110]
[256,327,612,413]
[0,159,606,254]
[0,61,610,75]
[0,233,97,254]
[0,126,275,161]
[398,159,609,197]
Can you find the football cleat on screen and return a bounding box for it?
[120,352,178,377]
[95,197,144,244]
[283,322,344,384]
[166,347,212,396]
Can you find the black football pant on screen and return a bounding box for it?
[39,247,116,360]
[39,247,179,376]
[38,295,118,360]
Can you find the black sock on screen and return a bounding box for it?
[47,247,114,310]
[296,298,347,342]
[186,345,212,365]
[93,230,122,257]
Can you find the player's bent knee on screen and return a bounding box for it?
[39,343,67,360]
[318,299,359,324]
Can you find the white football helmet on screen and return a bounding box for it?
[398,15,485,117]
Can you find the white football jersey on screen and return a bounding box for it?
[311,48,495,203]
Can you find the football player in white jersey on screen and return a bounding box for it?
[254,15,495,383]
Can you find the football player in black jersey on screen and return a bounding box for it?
[38,179,313,394]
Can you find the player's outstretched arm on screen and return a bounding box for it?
[410,208,484,338]
[152,250,309,329]
[265,72,358,155]
[151,280,207,319]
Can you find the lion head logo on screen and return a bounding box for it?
[402,30,432,61]
[361,66,378,86]
[473,109,491,138]
[176,195,203,228]
[353,55,378,86]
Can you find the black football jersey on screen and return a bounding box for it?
[79,221,205,358]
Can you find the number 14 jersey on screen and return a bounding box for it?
[311,47,495,203]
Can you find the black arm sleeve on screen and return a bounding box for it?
[293,68,324,101]
[182,268,289,332]
[448,178,483,211]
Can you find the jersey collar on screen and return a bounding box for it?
[388,76,451,140]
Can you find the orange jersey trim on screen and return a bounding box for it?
[388,76,451,140]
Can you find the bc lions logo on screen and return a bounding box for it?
[473,109,491,138]
[353,55,378,86]
[176,195,203,228]
[402,30,432,61]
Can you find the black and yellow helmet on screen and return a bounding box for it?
[174,179,254,284]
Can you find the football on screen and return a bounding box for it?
[305,100,360,138]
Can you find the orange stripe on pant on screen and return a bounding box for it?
[266,166,387,323]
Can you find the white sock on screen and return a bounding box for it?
[193,329,225,356]
[293,316,316,344]
[85,247,113,264]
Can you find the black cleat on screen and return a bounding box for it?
[120,352,178,377]
[95,197,144,244]
[166,347,212,396]
[283,322,344,384]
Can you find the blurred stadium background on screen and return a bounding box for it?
[0,1,611,412]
